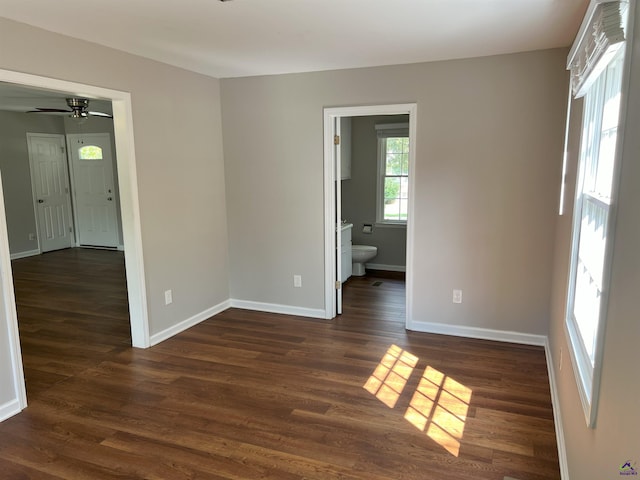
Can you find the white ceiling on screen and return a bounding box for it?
[0,0,587,79]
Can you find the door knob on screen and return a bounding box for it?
[38,199,44,203]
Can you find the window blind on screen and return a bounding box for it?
[375,123,409,139]
[567,0,627,98]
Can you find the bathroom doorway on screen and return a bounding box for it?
[323,104,417,325]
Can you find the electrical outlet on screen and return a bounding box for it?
[28,233,36,241]
[452,289,463,304]
[164,289,173,305]
[294,275,302,288]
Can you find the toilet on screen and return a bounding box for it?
[351,245,377,276]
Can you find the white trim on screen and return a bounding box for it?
[323,103,417,325]
[0,399,22,422]
[108,93,150,348]
[408,320,547,346]
[117,245,125,251]
[335,117,343,314]
[365,263,406,272]
[149,300,231,347]
[10,249,40,260]
[405,110,418,329]
[231,299,325,319]
[323,112,336,319]
[544,340,570,480]
[0,172,27,414]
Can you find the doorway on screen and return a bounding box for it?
[323,104,417,326]
[0,69,149,417]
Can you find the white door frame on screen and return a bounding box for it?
[323,103,417,325]
[0,69,150,413]
[334,116,343,314]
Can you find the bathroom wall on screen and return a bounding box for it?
[342,114,409,270]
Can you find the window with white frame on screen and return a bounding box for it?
[376,123,409,224]
[564,0,628,427]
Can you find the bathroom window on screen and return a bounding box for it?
[376,124,409,224]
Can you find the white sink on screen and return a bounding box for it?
[340,223,353,231]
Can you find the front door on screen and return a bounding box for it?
[67,133,119,248]
[27,133,74,253]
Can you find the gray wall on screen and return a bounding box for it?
[0,18,229,343]
[342,114,408,269]
[548,1,640,476]
[221,48,566,333]
[0,112,125,256]
[0,111,66,254]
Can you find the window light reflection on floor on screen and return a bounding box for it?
[364,347,472,457]
[363,344,418,408]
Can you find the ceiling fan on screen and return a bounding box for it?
[27,98,113,119]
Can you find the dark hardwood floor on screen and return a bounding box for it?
[1,250,560,479]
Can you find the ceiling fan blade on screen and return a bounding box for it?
[27,108,72,113]
[88,111,113,118]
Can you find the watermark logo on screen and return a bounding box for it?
[620,461,638,476]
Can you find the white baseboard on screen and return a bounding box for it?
[365,263,406,272]
[10,249,40,260]
[117,244,125,251]
[544,340,569,479]
[408,319,547,346]
[230,299,326,319]
[0,398,22,422]
[149,299,231,347]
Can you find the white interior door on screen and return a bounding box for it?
[67,133,119,248]
[27,134,74,253]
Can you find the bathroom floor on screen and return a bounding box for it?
[341,270,406,327]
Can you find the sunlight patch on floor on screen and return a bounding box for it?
[363,344,418,408]
[365,347,472,457]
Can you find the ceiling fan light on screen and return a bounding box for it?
[70,110,88,119]
[66,98,89,109]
